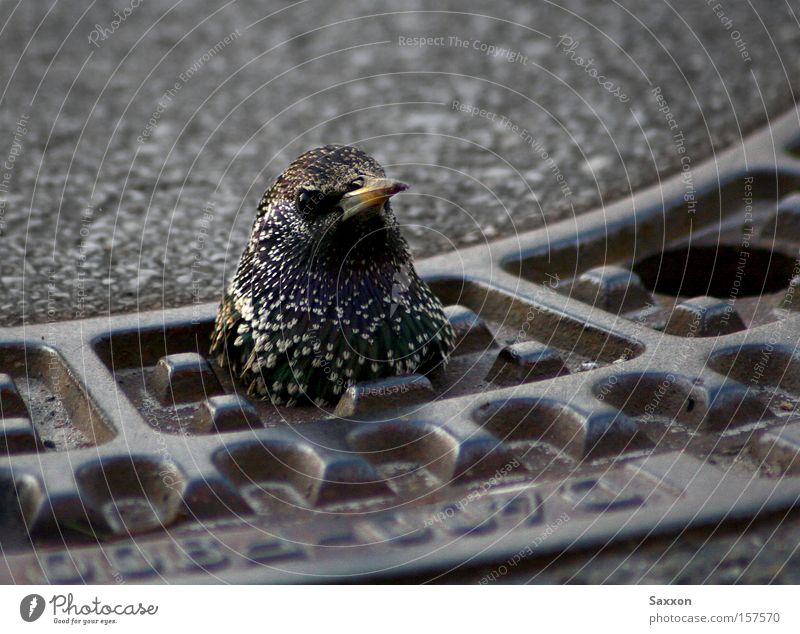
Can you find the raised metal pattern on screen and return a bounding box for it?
[3,109,800,583]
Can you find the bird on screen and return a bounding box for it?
[210,144,454,407]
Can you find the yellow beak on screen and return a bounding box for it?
[338,177,409,222]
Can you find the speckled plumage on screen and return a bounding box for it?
[210,145,454,407]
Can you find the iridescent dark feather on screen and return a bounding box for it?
[210,145,453,406]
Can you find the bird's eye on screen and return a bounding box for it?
[348,177,365,191]
[296,188,324,216]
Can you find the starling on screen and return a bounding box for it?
[211,144,454,407]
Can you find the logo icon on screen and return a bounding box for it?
[20,594,45,622]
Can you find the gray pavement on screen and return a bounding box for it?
[2,0,800,583]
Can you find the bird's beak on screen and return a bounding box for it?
[338,177,409,222]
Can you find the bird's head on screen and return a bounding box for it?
[255,145,409,259]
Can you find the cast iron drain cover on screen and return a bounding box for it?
[3,109,800,584]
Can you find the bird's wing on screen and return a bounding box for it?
[209,292,247,370]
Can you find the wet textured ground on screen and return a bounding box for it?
[2,0,800,584]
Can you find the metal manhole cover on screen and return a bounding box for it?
[3,108,800,584]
